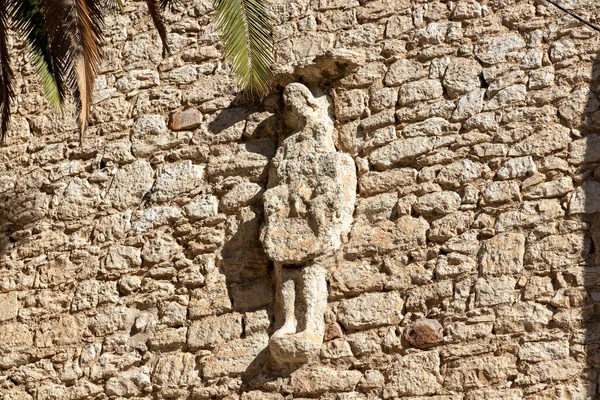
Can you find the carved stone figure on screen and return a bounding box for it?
[260,83,357,364]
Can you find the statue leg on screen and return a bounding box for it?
[269,263,327,364]
[298,263,327,340]
[272,263,298,338]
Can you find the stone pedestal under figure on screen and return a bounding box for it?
[260,83,357,365]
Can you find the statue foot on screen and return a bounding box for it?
[269,329,322,365]
[272,320,297,339]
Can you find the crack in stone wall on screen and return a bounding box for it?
[1,0,600,399]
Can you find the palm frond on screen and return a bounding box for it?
[159,0,180,12]
[12,0,66,109]
[104,0,124,14]
[213,0,274,97]
[0,0,14,141]
[41,0,103,143]
[146,0,170,57]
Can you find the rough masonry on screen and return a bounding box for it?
[1,0,600,399]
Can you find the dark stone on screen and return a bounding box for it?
[404,319,443,349]
[171,109,203,131]
[324,322,344,341]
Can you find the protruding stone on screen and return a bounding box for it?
[171,109,203,131]
[324,322,345,341]
[404,319,444,349]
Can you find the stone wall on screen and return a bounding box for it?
[1,0,600,398]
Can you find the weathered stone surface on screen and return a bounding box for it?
[106,160,154,210]
[330,263,386,297]
[104,245,142,271]
[398,79,444,105]
[71,280,119,311]
[414,191,461,216]
[475,277,517,307]
[345,216,429,257]
[289,365,363,395]
[0,323,33,351]
[385,59,426,87]
[184,195,218,219]
[445,354,518,392]
[220,182,263,212]
[260,85,356,264]
[523,177,573,200]
[403,117,460,137]
[517,341,570,362]
[479,233,525,276]
[497,156,537,180]
[333,89,368,121]
[443,58,482,97]
[437,160,491,187]
[358,166,416,194]
[152,161,204,202]
[508,124,571,157]
[429,211,474,242]
[324,322,345,341]
[152,353,199,386]
[474,34,526,64]
[483,180,520,204]
[3,0,599,398]
[89,307,136,336]
[569,181,600,214]
[338,291,403,330]
[484,84,526,110]
[370,136,455,169]
[141,233,179,264]
[189,271,232,319]
[187,313,243,350]
[203,334,268,378]
[0,291,18,321]
[525,233,587,269]
[355,192,398,222]
[384,351,442,397]
[451,89,485,121]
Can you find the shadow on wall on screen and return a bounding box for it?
[581,49,600,397]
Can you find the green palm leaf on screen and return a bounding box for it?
[213,0,274,97]
[0,0,14,140]
[12,0,66,109]
[41,0,103,143]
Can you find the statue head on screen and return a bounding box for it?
[283,83,319,130]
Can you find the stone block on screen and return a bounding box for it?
[384,351,442,397]
[187,313,243,350]
[0,292,18,321]
[338,291,403,330]
[289,365,362,395]
[171,109,203,131]
[479,233,525,276]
